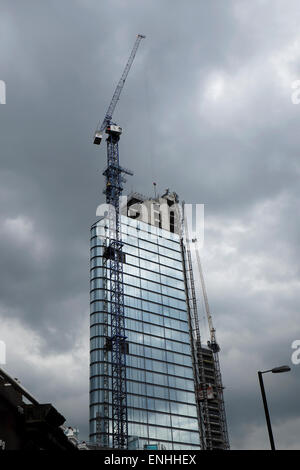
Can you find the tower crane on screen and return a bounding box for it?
[192,239,230,449]
[93,34,145,449]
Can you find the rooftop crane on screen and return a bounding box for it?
[93,34,145,449]
[192,239,230,449]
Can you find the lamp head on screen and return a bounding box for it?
[271,365,291,374]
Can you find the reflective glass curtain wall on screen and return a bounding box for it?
[90,216,200,449]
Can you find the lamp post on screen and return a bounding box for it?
[257,365,291,450]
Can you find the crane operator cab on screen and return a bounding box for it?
[106,124,122,136]
[93,125,122,145]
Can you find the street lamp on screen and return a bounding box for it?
[257,365,291,450]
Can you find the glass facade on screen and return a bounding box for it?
[90,215,200,449]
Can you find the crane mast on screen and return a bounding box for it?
[93,34,145,449]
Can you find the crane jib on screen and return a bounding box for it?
[93,34,145,145]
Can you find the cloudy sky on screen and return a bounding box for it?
[1,0,300,449]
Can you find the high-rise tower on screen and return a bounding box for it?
[89,192,201,449]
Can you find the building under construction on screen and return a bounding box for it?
[89,34,229,450]
[90,191,200,449]
[89,190,229,449]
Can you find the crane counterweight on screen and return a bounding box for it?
[93,131,102,145]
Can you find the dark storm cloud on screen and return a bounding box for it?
[0,0,300,447]
[0,0,239,345]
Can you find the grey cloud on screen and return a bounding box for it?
[1,0,300,446]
